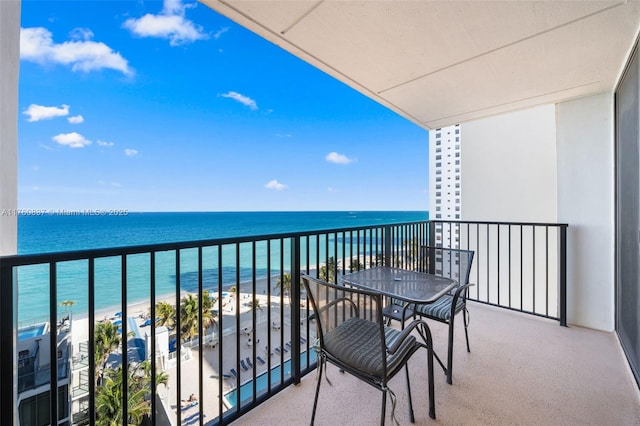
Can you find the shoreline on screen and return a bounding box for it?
[67,273,290,346]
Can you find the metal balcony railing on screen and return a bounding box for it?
[0,220,567,425]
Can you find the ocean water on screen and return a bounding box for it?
[16,211,427,322]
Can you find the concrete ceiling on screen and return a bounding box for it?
[201,0,640,130]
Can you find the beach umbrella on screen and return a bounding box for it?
[114,311,122,317]
[59,300,76,313]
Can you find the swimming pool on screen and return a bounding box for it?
[224,349,318,408]
[18,323,47,340]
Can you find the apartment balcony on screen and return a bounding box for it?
[233,301,640,425]
[1,220,639,425]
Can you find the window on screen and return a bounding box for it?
[436,214,441,218]
[436,177,441,182]
[455,191,460,196]
[436,162,441,167]
[455,152,460,157]
[19,386,69,426]
[455,214,460,219]
[436,199,441,204]
[455,160,460,165]
[436,192,441,196]
[455,129,460,134]
[436,207,441,211]
[436,170,441,175]
[436,155,441,160]
[455,206,460,211]
[436,184,441,189]
[455,176,460,180]
[436,148,441,153]
[455,183,460,188]
[436,133,441,138]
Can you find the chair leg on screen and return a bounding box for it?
[404,364,415,423]
[463,308,471,352]
[425,327,436,419]
[311,359,323,425]
[446,318,455,385]
[380,389,387,426]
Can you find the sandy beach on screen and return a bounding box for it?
[70,272,315,424]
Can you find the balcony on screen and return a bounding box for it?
[0,221,640,425]
[235,301,640,425]
[8,219,635,426]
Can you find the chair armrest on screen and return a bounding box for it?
[386,319,430,354]
[311,296,359,319]
[451,283,475,306]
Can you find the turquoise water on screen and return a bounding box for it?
[224,349,318,408]
[15,211,427,321]
[17,323,46,340]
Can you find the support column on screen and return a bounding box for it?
[0,2,21,424]
[0,0,20,256]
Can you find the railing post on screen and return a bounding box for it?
[384,225,392,267]
[428,220,436,247]
[559,225,568,327]
[0,262,16,425]
[291,236,302,384]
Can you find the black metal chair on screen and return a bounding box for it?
[302,274,436,425]
[385,246,474,385]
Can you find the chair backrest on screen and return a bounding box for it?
[420,246,474,287]
[301,274,387,374]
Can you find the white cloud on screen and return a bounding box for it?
[220,91,258,110]
[97,140,114,147]
[124,149,138,157]
[213,27,229,40]
[325,152,355,165]
[39,143,54,151]
[20,27,133,76]
[265,179,287,191]
[52,132,91,148]
[69,27,94,41]
[68,115,84,124]
[123,0,208,46]
[23,104,69,122]
[111,182,122,188]
[276,133,292,138]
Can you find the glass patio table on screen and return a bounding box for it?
[341,266,458,324]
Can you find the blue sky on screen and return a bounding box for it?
[18,0,429,212]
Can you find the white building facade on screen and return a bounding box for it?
[429,124,462,248]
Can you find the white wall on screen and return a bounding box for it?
[462,105,558,222]
[556,93,615,331]
[0,0,20,256]
[460,97,615,331]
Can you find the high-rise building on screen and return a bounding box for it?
[429,124,462,248]
[17,319,73,425]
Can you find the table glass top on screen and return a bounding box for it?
[341,266,458,304]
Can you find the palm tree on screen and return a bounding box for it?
[275,272,292,296]
[94,321,122,383]
[96,361,168,426]
[180,293,215,343]
[155,301,175,330]
[402,238,420,266]
[350,258,365,272]
[319,256,338,283]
